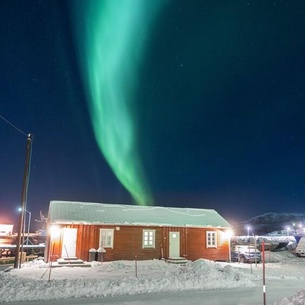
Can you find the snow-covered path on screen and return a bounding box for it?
[4,281,305,305]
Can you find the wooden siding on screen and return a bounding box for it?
[47,224,230,263]
[188,228,229,261]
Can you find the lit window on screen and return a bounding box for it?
[100,229,114,248]
[206,231,217,248]
[143,230,155,248]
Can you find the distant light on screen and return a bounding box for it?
[286,226,290,236]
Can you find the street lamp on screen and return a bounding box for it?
[247,226,251,237]
[223,229,234,262]
[299,224,303,234]
[18,208,32,245]
[48,225,61,281]
[286,226,290,236]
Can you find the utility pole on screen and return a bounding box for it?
[14,134,33,268]
[262,241,266,305]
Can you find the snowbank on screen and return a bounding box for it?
[0,259,256,303]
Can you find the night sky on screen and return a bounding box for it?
[1,0,305,231]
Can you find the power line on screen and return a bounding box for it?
[0,114,28,137]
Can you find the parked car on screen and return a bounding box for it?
[295,237,305,257]
[231,245,261,263]
[286,241,297,252]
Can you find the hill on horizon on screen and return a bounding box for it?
[233,212,305,236]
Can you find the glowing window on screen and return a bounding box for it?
[100,229,114,248]
[206,231,217,248]
[143,230,155,248]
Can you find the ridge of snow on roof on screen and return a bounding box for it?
[49,200,232,228]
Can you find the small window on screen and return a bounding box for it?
[100,229,114,248]
[206,231,217,248]
[143,230,155,248]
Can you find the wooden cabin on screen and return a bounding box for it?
[45,200,233,263]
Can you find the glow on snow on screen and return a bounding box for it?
[72,0,165,205]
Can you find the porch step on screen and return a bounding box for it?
[166,257,188,265]
[56,257,91,267]
[57,258,84,264]
[59,256,79,261]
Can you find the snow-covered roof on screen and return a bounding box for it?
[48,200,232,228]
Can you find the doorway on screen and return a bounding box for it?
[169,231,180,258]
[61,228,77,258]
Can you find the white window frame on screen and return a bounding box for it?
[142,229,155,249]
[206,231,217,248]
[100,228,114,248]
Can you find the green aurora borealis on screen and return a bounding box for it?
[72,0,166,205]
[2,0,305,223]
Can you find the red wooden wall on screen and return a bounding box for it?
[47,224,230,262]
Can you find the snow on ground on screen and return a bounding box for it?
[0,259,256,303]
[0,251,305,304]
